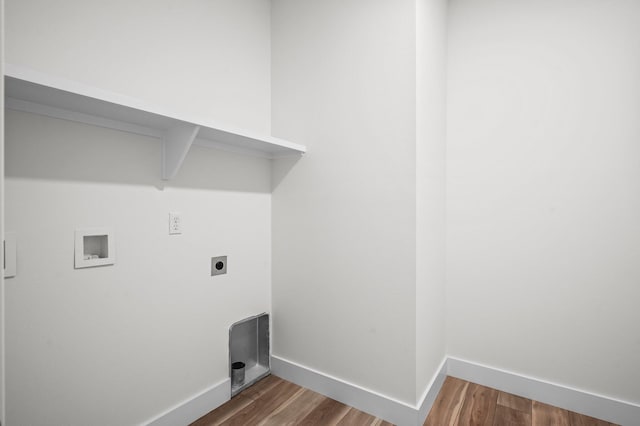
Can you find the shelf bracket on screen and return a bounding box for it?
[162,123,200,180]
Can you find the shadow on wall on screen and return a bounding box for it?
[5,109,303,193]
[271,154,302,192]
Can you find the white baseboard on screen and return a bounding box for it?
[447,357,640,426]
[417,357,448,424]
[144,378,230,426]
[271,355,448,426]
[141,357,639,426]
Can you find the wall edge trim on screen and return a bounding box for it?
[143,378,230,426]
[140,356,638,426]
[271,355,447,426]
[417,357,448,424]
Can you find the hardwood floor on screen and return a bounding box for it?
[191,374,618,426]
[190,375,393,426]
[425,376,619,426]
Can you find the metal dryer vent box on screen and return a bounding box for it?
[229,313,270,397]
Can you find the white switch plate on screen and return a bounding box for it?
[169,212,182,235]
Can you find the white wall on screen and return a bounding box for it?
[447,0,640,405]
[4,1,273,425]
[415,0,447,401]
[6,0,271,133]
[271,0,419,405]
[5,112,272,426]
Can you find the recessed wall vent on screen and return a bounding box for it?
[229,313,270,397]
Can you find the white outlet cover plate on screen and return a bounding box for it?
[169,212,182,235]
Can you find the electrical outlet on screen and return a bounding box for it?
[169,212,182,235]
[211,256,227,276]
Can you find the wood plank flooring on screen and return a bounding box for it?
[425,376,619,426]
[190,375,393,426]
[191,374,618,426]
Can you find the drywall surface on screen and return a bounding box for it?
[447,0,640,404]
[271,0,418,405]
[415,0,447,401]
[4,1,273,424]
[4,110,272,426]
[5,0,271,133]
[0,4,6,422]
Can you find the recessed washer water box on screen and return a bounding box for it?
[229,313,270,397]
[74,228,115,269]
